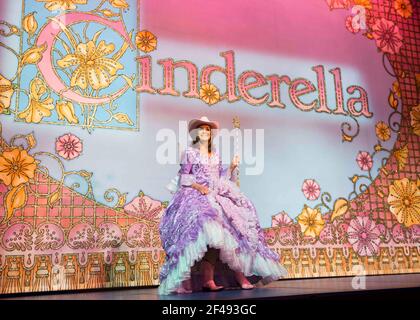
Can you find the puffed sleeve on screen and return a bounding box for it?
[179,149,196,186]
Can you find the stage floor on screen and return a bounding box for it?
[2,273,420,300]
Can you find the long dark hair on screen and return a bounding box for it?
[192,127,212,154]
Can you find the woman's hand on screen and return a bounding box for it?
[230,155,240,171]
[192,183,209,195]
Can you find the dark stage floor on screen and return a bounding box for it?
[1,273,420,300]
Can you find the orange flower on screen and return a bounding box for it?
[394,0,412,18]
[0,148,37,187]
[375,121,391,141]
[199,84,220,105]
[0,73,14,113]
[57,40,123,90]
[387,178,420,227]
[297,205,325,238]
[135,30,157,53]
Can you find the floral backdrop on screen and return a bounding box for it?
[0,0,419,294]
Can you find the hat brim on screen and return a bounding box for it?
[188,119,219,134]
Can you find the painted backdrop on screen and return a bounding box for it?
[0,0,419,294]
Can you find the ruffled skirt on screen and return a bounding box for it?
[158,179,287,295]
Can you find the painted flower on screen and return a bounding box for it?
[55,133,83,160]
[0,148,37,187]
[387,178,420,227]
[410,104,420,136]
[297,205,325,238]
[57,40,123,90]
[394,0,412,18]
[375,121,391,141]
[18,77,54,123]
[0,73,14,113]
[271,211,293,227]
[371,18,403,55]
[108,0,129,9]
[56,100,79,124]
[135,30,157,53]
[301,179,321,200]
[393,144,408,170]
[356,151,373,171]
[200,84,220,105]
[347,216,381,256]
[36,0,87,11]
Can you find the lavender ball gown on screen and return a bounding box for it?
[158,146,287,295]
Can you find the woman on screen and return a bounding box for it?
[158,116,287,295]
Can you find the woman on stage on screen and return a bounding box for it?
[158,116,287,295]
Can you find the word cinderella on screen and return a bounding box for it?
[136,50,372,118]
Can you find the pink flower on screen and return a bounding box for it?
[55,133,82,160]
[347,216,381,256]
[271,211,293,227]
[345,16,360,34]
[356,151,373,171]
[372,18,403,54]
[301,179,321,200]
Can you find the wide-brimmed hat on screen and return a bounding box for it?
[188,116,219,136]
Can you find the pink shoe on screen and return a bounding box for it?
[240,283,254,290]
